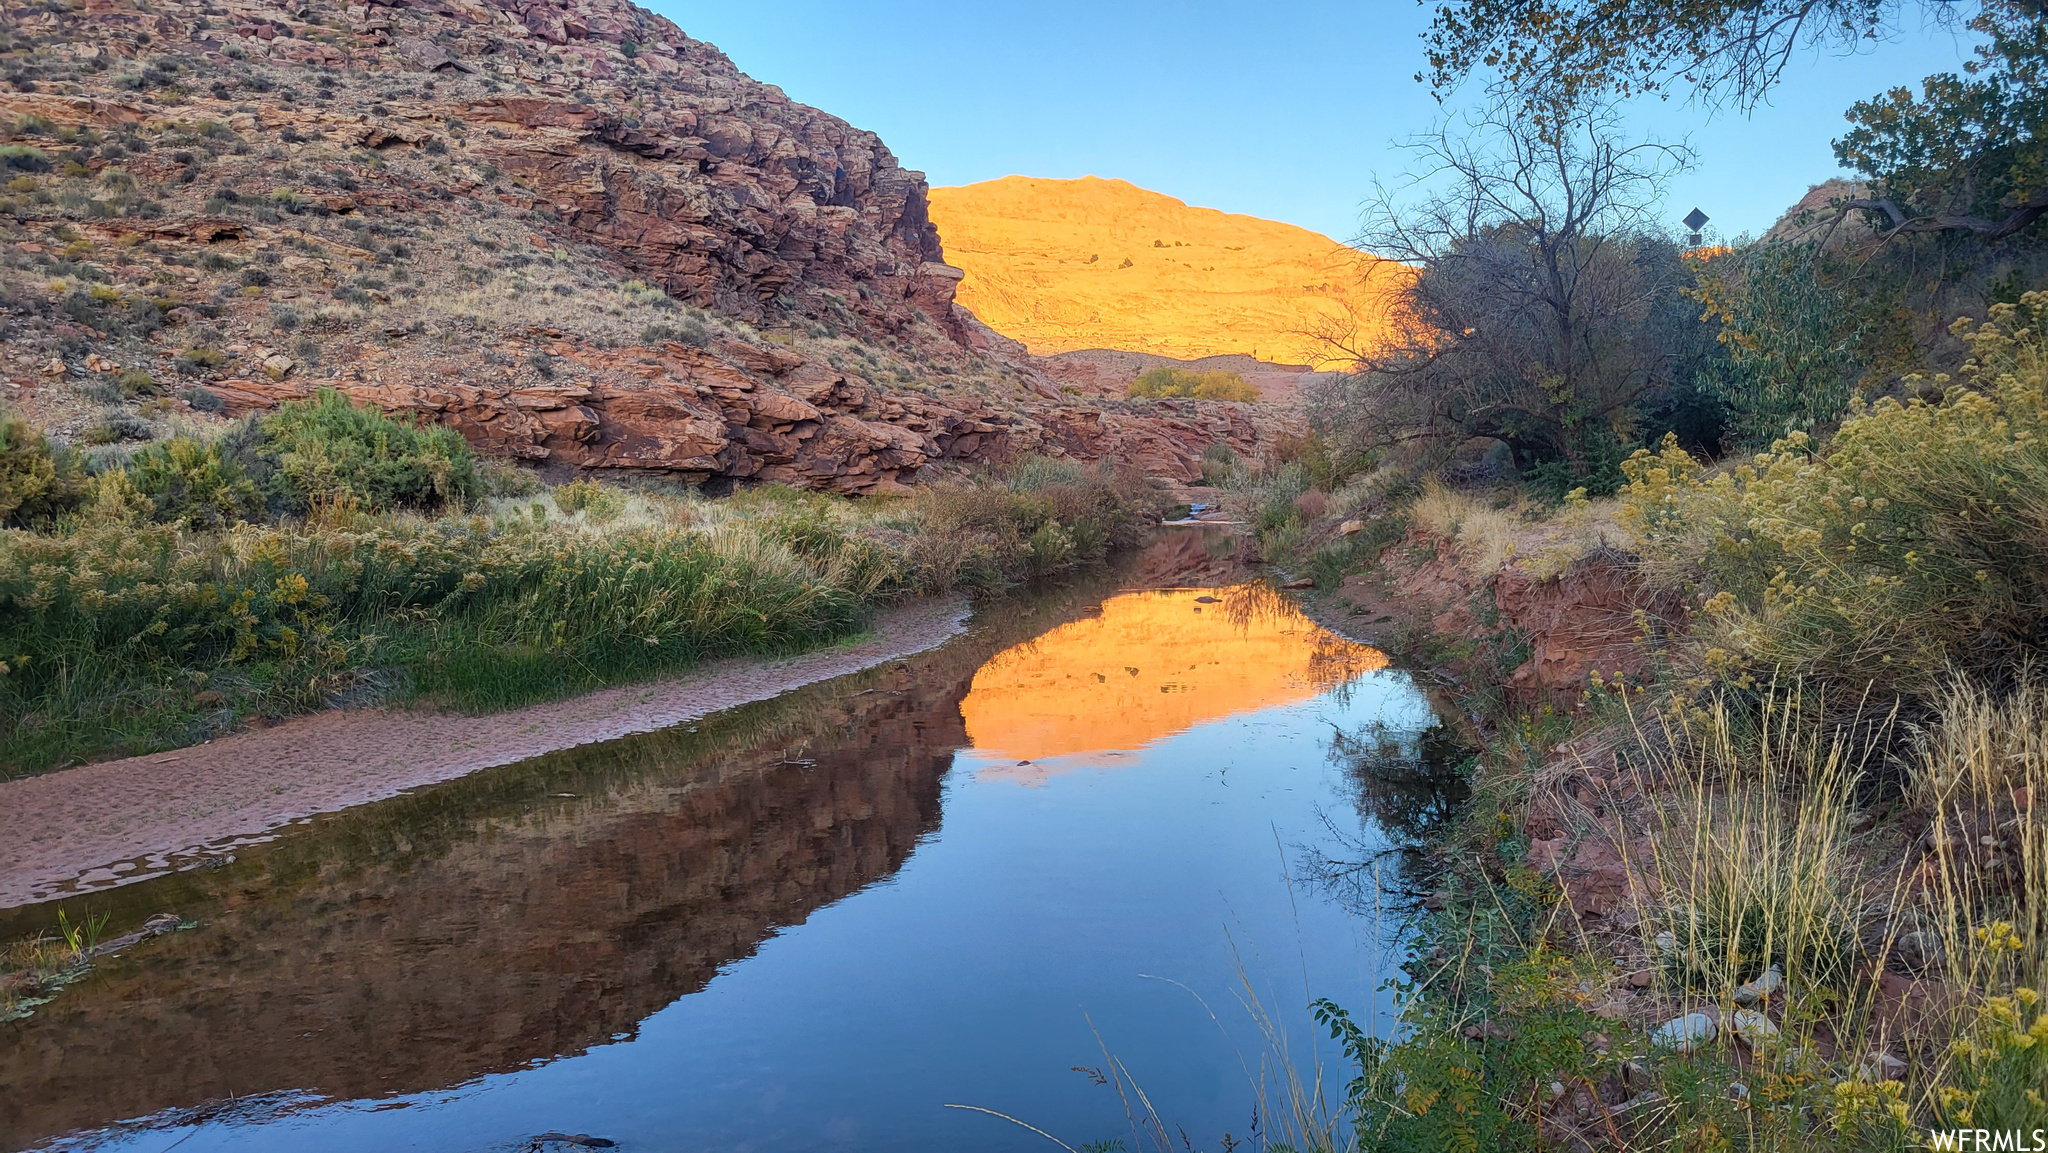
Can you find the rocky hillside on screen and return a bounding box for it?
[927,175,1404,366]
[0,0,1275,493]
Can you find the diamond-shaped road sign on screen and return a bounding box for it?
[1683,207,1710,232]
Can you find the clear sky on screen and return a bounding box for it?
[654,0,1982,246]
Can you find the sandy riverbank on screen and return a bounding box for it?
[0,597,971,909]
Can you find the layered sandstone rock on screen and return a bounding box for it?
[1,0,1290,489]
[204,337,1272,492]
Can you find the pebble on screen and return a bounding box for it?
[1650,1012,1716,1052]
[1728,1008,1779,1045]
[1733,964,1783,1005]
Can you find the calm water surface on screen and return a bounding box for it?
[2,552,1458,1152]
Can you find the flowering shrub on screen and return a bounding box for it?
[1622,292,2048,700]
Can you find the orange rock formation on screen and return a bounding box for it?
[928,176,1404,366]
[959,586,1385,773]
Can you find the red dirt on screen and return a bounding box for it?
[0,598,969,909]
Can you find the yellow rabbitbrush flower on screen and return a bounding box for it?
[1621,291,2048,702]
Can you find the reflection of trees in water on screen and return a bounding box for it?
[1218,581,1296,633]
[1300,713,1473,916]
[1216,582,1388,694]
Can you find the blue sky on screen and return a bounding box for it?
[655,0,1981,245]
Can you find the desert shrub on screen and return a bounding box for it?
[126,436,264,528]
[174,346,226,373]
[80,413,151,446]
[1623,294,2048,702]
[1127,367,1258,401]
[552,477,625,523]
[0,144,49,172]
[478,458,540,498]
[259,387,480,513]
[1199,441,1237,486]
[0,414,84,527]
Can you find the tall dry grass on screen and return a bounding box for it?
[1633,690,1867,1002]
[1,444,1160,775]
[1598,677,2048,1147]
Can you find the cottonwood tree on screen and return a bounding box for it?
[1421,0,2047,246]
[1835,1,2048,243]
[1317,106,1715,489]
[1422,0,1972,114]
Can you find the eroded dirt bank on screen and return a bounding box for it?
[0,597,969,909]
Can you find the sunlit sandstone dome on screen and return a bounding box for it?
[959,587,1386,771]
[927,175,1404,366]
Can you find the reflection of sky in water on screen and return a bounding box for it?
[38,590,1431,1153]
[963,586,1387,782]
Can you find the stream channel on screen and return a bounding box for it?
[1,530,1467,1152]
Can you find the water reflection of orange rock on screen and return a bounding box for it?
[961,587,1386,776]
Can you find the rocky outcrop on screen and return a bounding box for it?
[205,336,1269,493]
[0,0,1292,490]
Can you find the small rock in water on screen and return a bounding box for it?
[141,912,183,937]
[1194,595,1219,604]
[1728,1008,1779,1045]
[1650,1012,1716,1052]
[527,1134,615,1150]
[1733,964,1783,1005]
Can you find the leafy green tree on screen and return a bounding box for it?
[1690,243,1878,446]
[1421,0,1949,114]
[1834,1,2048,243]
[1420,0,2045,245]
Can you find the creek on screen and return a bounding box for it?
[1,532,1465,1152]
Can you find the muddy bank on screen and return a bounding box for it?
[1301,529,1680,700]
[0,597,969,910]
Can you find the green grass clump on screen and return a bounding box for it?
[1127,366,1258,401]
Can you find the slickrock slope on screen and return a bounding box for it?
[928,175,1405,365]
[0,0,1280,491]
